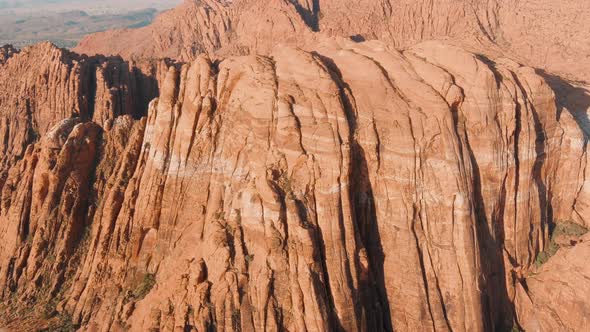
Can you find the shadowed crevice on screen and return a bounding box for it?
[288,0,321,31]
[314,52,393,332]
[536,69,590,147]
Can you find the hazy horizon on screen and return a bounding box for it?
[0,0,182,48]
[0,0,182,14]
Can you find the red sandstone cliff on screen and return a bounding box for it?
[0,1,589,331]
[74,0,590,83]
[0,37,589,331]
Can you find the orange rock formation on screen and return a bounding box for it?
[1,0,590,331]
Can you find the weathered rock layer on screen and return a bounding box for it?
[1,38,589,331]
[74,0,590,83]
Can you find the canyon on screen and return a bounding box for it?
[0,0,589,331]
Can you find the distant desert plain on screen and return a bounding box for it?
[0,0,181,48]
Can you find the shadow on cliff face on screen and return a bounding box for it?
[509,70,551,254]
[468,141,515,332]
[351,144,393,332]
[81,54,160,122]
[449,97,515,331]
[350,35,366,43]
[536,69,590,146]
[129,64,160,118]
[472,55,555,331]
[450,54,513,331]
[289,0,321,31]
[314,52,393,331]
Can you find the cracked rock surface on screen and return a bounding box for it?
[0,35,589,331]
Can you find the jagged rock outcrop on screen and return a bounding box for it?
[0,42,166,166]
[0,46,166,330]
[0,118,101,330]
[1,38,589,331]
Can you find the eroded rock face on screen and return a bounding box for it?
[74,0,590,84]
[1,38,589,331]
[515,232,590,331]
[0,118,101,330]
[74,0,314,61]
[0,42,166,168]
[74,0,502,62]
[74,0,496,61]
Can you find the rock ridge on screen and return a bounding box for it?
[74,0,590,83]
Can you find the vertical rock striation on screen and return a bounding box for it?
[2,38,588,331]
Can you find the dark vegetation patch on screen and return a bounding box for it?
[130,273,157,300]
[535,221,588,267]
